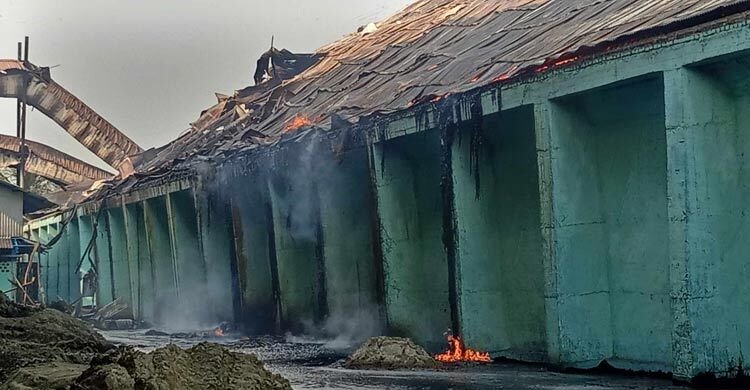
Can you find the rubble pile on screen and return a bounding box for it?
[0,293,112,383]
[72,343,292,390]
[345,336,439,370]
[0,294,291,389]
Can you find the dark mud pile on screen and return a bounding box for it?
[345,337,439,370]
[0,293,112,383]
[0,294,290,389]
[72,343,291,390]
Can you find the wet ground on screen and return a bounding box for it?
[102,330,690,390]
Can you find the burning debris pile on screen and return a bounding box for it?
[344,337,439,370]
[435,335,492,363]
[344,334,493,370]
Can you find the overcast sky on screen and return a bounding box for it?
[0,0,413,169]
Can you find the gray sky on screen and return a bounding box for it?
[0,0,413,169]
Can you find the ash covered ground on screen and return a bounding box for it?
[103,329,691,390]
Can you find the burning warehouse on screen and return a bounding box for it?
[5,0,750,387]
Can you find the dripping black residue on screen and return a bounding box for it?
[437,102,461,338]
[468,93,485,200]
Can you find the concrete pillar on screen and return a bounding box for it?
[144,196,178,327]
[664,64,750,380]
[94,212,114,306]
[167,190,210,328]
[39,226,54,302]
[317,146,379,328]
[66,218,81,304]
[230,171,278,334]
[451,107,546,360]
[48,223,64,302]
[107,207,132,314]
[194,184,236,324]
[538,76,670,371]
[373,129,451,350]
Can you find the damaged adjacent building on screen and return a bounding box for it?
[17,0,750,382]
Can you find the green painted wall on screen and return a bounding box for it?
[66,218,81,303]
[168,190,210,327]
[133,202,157,324]
[196,189,236,323]
[269,170,325,330]
[546,77,670,370]
[144,196,178,326]
[665,58,750,379]
[231,173,277,333]
[94,212,114,306]
[317,146,378,321]
[452,108,546,360]
[48,224,65,302]
[124,204,142,320]
[107,208,132,312]
[374,129,451,350]
[39,226,55,302]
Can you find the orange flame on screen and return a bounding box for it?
[214,327,225,337]
[535,56,580,74]
[435,335,491,363]
[284,114,314,132]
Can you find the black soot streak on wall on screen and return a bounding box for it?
[438,102,462,338]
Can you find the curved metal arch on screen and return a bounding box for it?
[0,60,142,170]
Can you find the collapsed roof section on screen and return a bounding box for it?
[0,60,143,171]
[0,134,112,186]
[98,0,750,197]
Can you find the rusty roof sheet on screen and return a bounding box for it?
[0,60,25,73]
[243,0,746,135]
[119,0,749,190]
[0,61,143,170]
[0,134,112,185]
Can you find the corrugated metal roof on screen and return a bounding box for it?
[244,0,746,135]
[108,0,750,193]
[0,60,24,73]
[0,134,112,184]
[0,237,12,250]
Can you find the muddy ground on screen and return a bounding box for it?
[103,330,695,390]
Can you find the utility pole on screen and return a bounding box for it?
[15,37,28,189]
